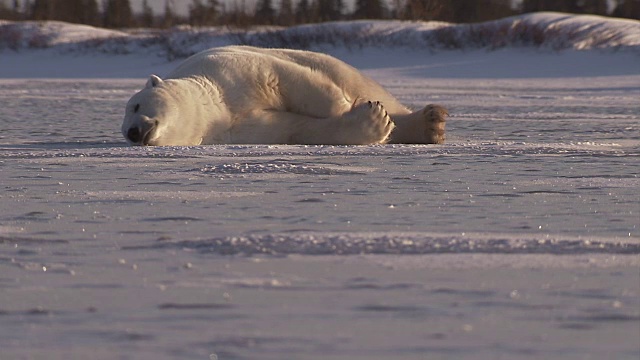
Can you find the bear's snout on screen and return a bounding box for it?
[126,127,143,144]
[125,117,157,145]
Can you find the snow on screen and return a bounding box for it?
[2,12,639,60]
[0,13,639,360]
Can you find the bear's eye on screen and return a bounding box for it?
[134,104,140,113]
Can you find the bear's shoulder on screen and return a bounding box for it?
[168,46,355,80]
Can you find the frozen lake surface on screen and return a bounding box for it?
[1,49,639,359]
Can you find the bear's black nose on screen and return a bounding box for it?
[127,127,142,143]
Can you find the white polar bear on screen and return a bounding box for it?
[122,46,447,146]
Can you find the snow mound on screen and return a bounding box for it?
[510,12,640,50]
[237,12,640,52]
[197,160,369,176]
[126,232,640,256]
[0,20,127,50]
[1,13,638,58]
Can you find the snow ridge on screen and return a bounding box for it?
[127,232,640,256]
[1,12,638,59]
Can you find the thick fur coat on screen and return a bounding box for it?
[122,46,447,146]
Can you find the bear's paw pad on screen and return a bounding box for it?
[422,104,447,144]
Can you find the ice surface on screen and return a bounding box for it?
[1,15,639,360]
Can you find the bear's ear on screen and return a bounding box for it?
[146,75,163,89]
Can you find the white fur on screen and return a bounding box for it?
[122,46,446,146]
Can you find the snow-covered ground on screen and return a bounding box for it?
[1,13,639,360]
[1,12,639,78]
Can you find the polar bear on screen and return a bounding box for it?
[122,46,447,146]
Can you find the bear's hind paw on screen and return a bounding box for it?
[423,104,447,144]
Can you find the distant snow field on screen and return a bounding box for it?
[0,13,639,360]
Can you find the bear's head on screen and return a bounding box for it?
[122,75,228,146]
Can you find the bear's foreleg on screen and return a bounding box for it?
[229,102,395,145]
[291,100,395,145]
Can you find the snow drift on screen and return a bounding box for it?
[1,12,639,60]
[125,232,640,256]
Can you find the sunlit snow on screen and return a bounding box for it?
[1,13,639,360]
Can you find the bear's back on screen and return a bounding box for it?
[167,46,407,114]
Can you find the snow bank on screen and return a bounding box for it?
[0,20,127,49]
[1,12,638,59]
[128,232,640,256]
[238,12,640,52]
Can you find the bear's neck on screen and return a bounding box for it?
[181,76,232,144]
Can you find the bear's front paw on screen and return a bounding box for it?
[422,104,447,144]
[345,100,395,144]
